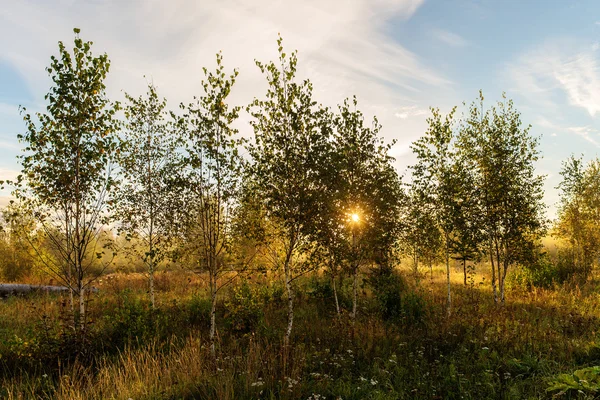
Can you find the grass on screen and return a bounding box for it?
[1,263,600,399]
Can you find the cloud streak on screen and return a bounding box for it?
[0,103,21,116]
[394,105,429,119]
[567,126,600,147]
[509,41,600,116]
[0,0,453,175]
[433,29,468,47]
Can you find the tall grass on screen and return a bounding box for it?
[2,266,600,399]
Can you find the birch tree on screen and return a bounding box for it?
[114,82,180,308]
[336,98,401,322]
[247,36,332,346]
[555,156,600,276]
[177,53,246,357]
[411,107,459,316]
[457,93,545,303]
[15,28,120,333]
[447,151,484,286]
[313,97,401,324]
[400,188,442,281]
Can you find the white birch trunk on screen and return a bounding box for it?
[490,243,498,304]
[79,286,86,332]
[352,266,358,323]
[446,242,451,317]
[149,262,155,309]
[332,276,341,320]
[209,273,217,358]
[284,261,294,346]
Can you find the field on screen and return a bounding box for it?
[1,263,600,400]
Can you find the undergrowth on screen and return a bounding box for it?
[1,268,600,399]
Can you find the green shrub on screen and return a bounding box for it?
[509,250,595,290]
[225,281,263,334]
[188,294,212,327]
[366,267,405,321]
[554,248,593,285]
[547,366,600,397]
[255,280,285,306]
[401,290,428,325]
[509,255,558,290]
[366,267,428,324]
[0,242,32,281]
[102,289,157,346]
[306,276,334,300]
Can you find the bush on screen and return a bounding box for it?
[401,290,428,325]
[0,242,32,282]
[554,248,592,285]
[188,294,212,327]
[101,289,158,346]
[306,276,334,301]
[547,366,600,397]
[255,280,285,306]
[509,254,558,290]
[366,267,428,324]
[369,268,404,321]
[509,250,593,290]
[225,281,263,334]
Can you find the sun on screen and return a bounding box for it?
[350,213,360,223]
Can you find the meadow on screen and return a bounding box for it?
[2,261,600,400]
[2,13,600,400]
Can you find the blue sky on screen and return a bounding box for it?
[1,0,600,218]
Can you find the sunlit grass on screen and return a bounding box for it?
[2,266,600,399]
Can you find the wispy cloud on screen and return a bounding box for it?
[0,0,452,174]
[0,140,21,151]
[0,0,448,110]
[535,115,560,130]
[532,115,599,147]
[394,105,429,119]
[0,103,20,116]
[508,41,600,116]
[433,29,468,47]
[567,126,600,147]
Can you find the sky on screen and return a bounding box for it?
[1,0,600,219]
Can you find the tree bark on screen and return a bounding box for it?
[284,261,294,347]
[429,261,433,281]
[332,275,341,320]
[490,241,498,304]
[500,261,508,304]
[209,271,217,358]
[149,269,155,309]
[414,246,419,283]
[352,265,358,323]
[67,261,75,315]
[445,234,451,317]
[79,285,86,333]
[496,247,502,304]
[283,239,295,347]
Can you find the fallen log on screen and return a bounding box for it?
[0,284,98,297]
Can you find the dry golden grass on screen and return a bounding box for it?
[3,264,600,399]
